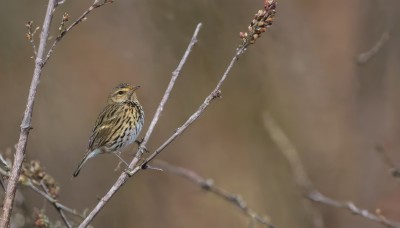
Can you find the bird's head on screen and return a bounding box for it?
[108,83,140,103]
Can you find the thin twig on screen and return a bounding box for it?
[40,181,72,228]
[308,190,400,228]
[263,113,400,228]
[43,0,113,66]
[154,160,274,228]
[357,32,390,65]
[263,113,324,228]
[136,23,203,157]
[376,145,400,179]
[0,1,57,227]
[78,23,202,228]
[137,46,246,171]
[0,160,82,221]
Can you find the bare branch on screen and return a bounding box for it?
[43,0,113,66]
[40,181,73,228]
[136,46,245,172]
[79,2,277,226]
[78,23,202,228]
[135,23,203,157]
[357,32,390,65]
[0,1,57,227]
[154,160,274,228]
[263,113,400,228]
[376,145,400,179]
[263,113,325,228]
[308,190,400,228]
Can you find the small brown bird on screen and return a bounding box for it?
[73,83,144,177]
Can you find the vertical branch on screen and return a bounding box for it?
[0,0,57,227]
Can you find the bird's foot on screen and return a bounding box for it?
[135,138,149,153]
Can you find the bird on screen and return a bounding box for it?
[73,83,144,177]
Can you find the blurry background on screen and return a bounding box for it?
[1,0,400,227]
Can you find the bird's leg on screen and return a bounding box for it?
[135,138,149,153]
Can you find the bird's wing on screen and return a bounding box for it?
[88,103,123,151]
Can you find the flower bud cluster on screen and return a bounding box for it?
[240,0,277,47]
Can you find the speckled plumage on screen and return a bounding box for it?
[73,83,144,177]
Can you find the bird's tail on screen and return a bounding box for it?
[73,149,101,177]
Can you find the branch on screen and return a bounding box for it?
[30,181,73,228]
[79,2,277,226]
[263,113,400,228]
[154,160,274,228]
[136,46,244,171]
[263,113,325,228]
[376,145,400,179]
[308,190,400,228]
[78,23,202,228]
[0,161,82,227]
[43,0,113,66]
[357,32,390,65]
[0,1,57,227]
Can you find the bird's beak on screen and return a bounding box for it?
[133,85,141,91]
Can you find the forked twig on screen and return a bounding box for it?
[2,1,112,226]
[78,23,203,228]
[79,2,278,226]
[43,0,113,65]
[155,160,274,228]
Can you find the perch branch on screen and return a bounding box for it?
[136,46,245,170]
[79,1,277,225]
[263,112,400,228]
[154,160,274,228]
[78,23,202,228]
[0,1,57,227]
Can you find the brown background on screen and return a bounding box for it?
[1,0,400,227]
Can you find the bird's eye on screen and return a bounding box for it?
[117,91,124,95]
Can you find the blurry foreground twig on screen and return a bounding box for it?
[263,113,400,228]
[155,160,274,228]
[357,32,390,65]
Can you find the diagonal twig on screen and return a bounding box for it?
[136,45,245,171]
[43,0,114,66]
[154,160,274,228]
[263,112,400,228]
[376,145,400,179]
[357,32,390,65]
[78,23,202,228]
[308,190,400,228]
[40,181,73,228]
